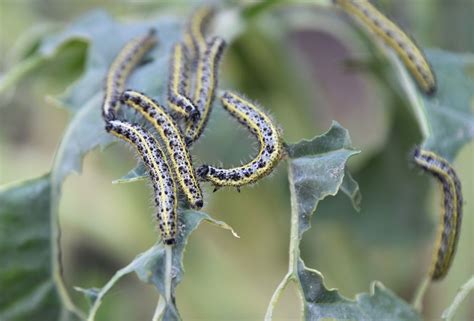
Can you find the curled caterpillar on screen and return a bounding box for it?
[106,119,177,245]
[121,90,203,209]
[413,148,463,280]
[102,29,157,119]
[197,91,283,190]
[183,6,216,64]
[185,36,226,145]
[333,0,436,95]
[167,43,199,119]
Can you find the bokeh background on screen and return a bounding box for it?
[0,0,473,320]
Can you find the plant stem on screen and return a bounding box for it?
[287,164,300,274]
[52,198,86,320]
[412,276,430,311]
[264,273,292,321]
[442,275,474,321]
[164,245,172,303]
[86,261,137,321]
[264,163,301,320]
[152,295,166,321]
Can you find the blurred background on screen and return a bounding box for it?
[0,0,473,320]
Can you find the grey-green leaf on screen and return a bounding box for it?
[419,50,474,161]
[0,175,61,321]
[297,259,422,321]
[112,162,147,184]
[339,168,362,212]
[81,210,238,321]
[287,121,361,237]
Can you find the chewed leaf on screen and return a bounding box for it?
[48,12,180,113]
[340,168,362,212]
[81,210,237,321]
[297,259,423,321]
[113,162,147,184]
[0,175,61,321]
[287,121,360,237]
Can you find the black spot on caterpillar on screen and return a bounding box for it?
[167,43,199,120]
[102,29,157,120]
[185,36,226,145]
[105,119,177,245]
[413,148,463,280]
[333,0,437,95]
[196,91,283,189]
[121,90,204,210]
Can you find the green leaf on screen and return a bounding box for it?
[112,162,147,184]
[286,121,361,237]
[266,122,420,320]
[267,122,358,319]
[0,175,61,321]
[297,260,422,321]
[419,50,474,161]
[317,108,432,245]
[81,210,238,321]
[47,11,182,112]
[339,168,362,212]
[392,49,474,162]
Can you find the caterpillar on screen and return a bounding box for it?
[121,90,204,209]
[333,0,437,95]
[196,91,283,190]
[167,43,199,120]
[102,29,158,119]
[105,119,177,245]
[183,6,216,65]
[413,148,463,280]
[185,36,226,145]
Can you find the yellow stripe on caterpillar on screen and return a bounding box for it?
[197,91,283,189]
[185,36,226,145]
[183,6,216,65]
[102,29,157,119]
[121,90,204,210]
[167,43,199,119]
[105,119,177,245]
[333,0,437,95]
[413,148,463,280]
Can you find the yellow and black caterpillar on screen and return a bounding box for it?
[333,0,437,95]
[413,148,463,280]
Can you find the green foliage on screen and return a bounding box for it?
[80,211,237,321]
[265,122,422,320]
[286,122,361,237]
[0,175,60,321]
[416,50,474,161]
[0,2,473,321]
[297,261,422,321]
